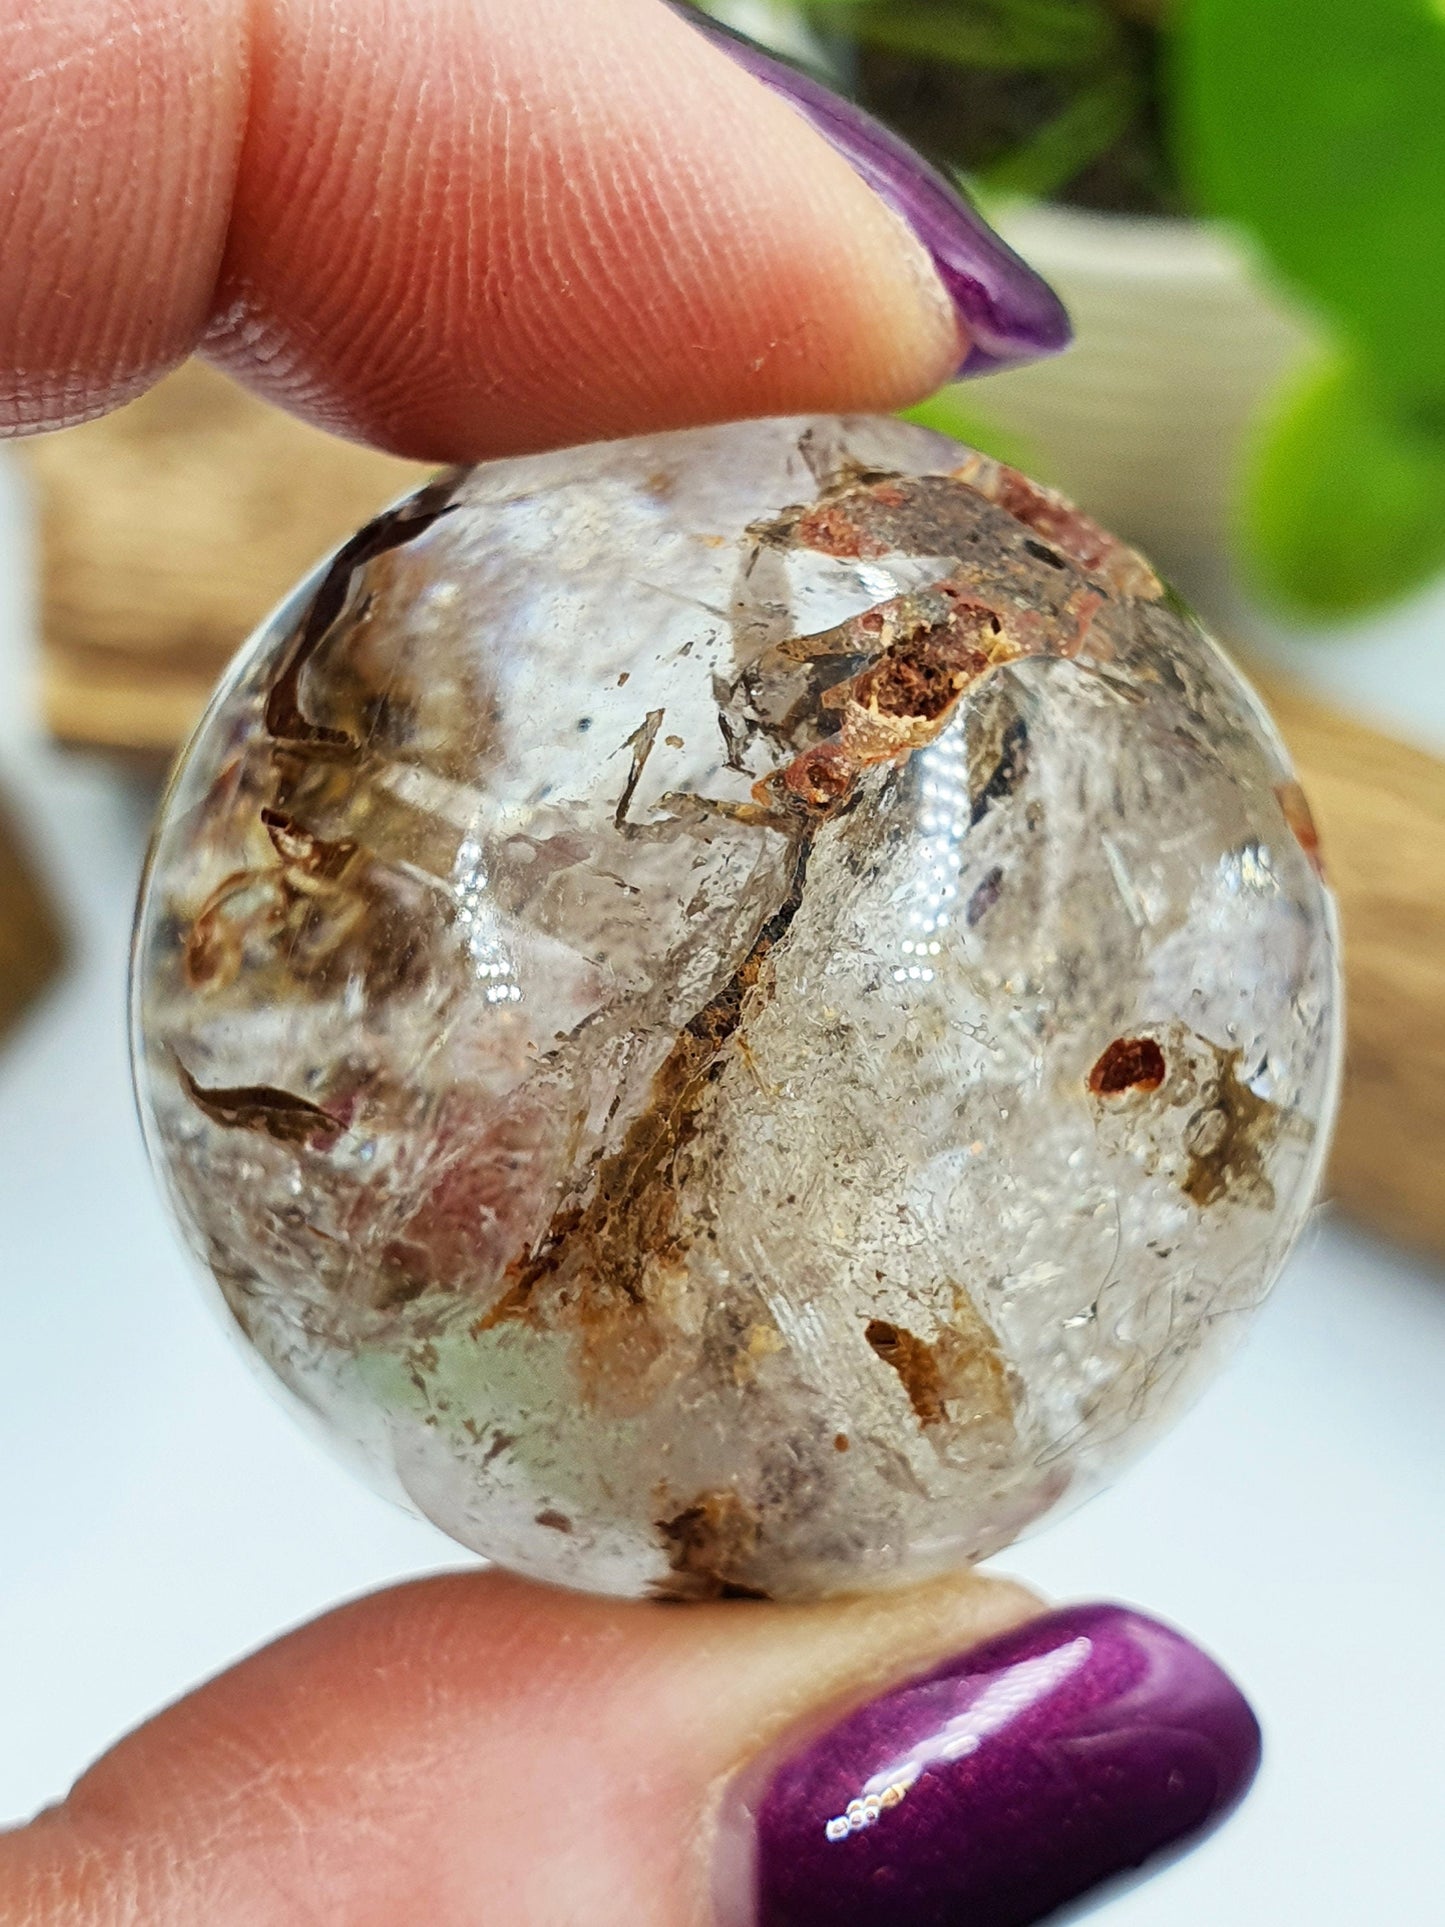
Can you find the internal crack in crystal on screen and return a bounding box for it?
[474,838,813,1366]
[613,707,665,829]
[265,472,462,750]
[176,1059,342,1149]
[474,463,1151,1412]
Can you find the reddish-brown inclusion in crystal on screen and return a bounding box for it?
[1088,1037,1167,1096]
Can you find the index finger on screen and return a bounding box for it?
[2,0,969,457]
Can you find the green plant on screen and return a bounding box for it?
[898,385,1044,470]
[742,0,1181,211]
[701,0,1445,619]
[1178,0,1445,614]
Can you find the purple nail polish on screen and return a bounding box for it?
[722,1605,1261,1927]
[674,6,1071,376]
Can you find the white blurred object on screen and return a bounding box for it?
[974,204,1445,750]
[978,205,1313,596]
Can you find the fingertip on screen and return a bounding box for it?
[2,0,963,454]
[0,0,247,436]
[1,1568,1040,1926]
[206,0,963,460]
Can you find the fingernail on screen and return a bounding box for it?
[718,1604,1261,1927]
[676,7,1071,376]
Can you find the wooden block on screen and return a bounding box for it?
[0,782,65,1043]
[1257,678,1445,1262]
[21,361,430,756]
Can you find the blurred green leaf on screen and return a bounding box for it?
[973,66,1140,197]
[899,386,1046,474]
[1242,351,1445,617]
[795,0,1119,68]
[1176,0,1445,401]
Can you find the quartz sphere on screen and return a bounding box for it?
[132,416,1340,1599]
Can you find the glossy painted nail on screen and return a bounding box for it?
[720,1604,1261,1927]
[675,6,1071,376]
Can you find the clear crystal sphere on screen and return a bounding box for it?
[132,416,1340,1599]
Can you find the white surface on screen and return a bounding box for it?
[2,446,1443,1921]
[1229,565,1445,755]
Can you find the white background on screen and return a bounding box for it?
[1,445,1443,1921]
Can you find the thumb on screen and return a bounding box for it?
[0,1571,1257,1926]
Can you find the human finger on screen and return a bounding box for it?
[0,1569,1258,1926]
[1,0,1065,459]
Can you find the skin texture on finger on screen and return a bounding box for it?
[1,0,961,456]
[0,0,246,433]
[0,1569,1038,1927]
[210,0,962,456]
